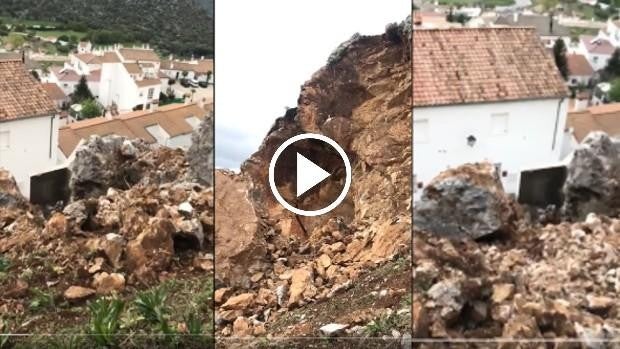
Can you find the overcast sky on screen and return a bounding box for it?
[215,0,409,170]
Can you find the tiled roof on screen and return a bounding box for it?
[581,36,615,55]
[75,53,101,64]
[568,103,620,142]
[123,63,141,74]
[160,59,213,74]
[51,67,81,82]
[89,69,102,82]
[58,103,205,156]
[0,60,57,122]
[567,54,594,76]
[101,52,121,63]
[0,52,22,62]
[118,48,160,62]
[41,83,66,100]
[135,78,161,87]
[413,28,568,107]
[495,14,570,37]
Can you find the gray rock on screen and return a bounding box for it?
[563,132,620,220]
[187,114,214,186]
[427,280,464,321]
[414,162,516,239]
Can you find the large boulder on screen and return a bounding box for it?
[187,114,214,186]
[0,168,27,208]
[562,132,620,220]
[414,162,516,239]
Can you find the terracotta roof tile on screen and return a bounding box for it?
[135,78,161,87]
[160,59,213,74]
[58,103,205,156]
[0,60,57,122]
[581,36,615,55]
[101,52,121,63]
[41,83,66,100]
[568,103,620,142]
[413,28,568,107]
[123,63,141,74]
[567,54,594,76]
[75,53,101,64]
[118,48,160,62]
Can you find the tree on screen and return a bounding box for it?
[80,99,102,119]
[605,49,620,79]
[553,38,569,80]
[182,71,189,79]
[31,70,40,81]
[206,70,212,85]
[71,75,93,103]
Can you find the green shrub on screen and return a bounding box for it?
[88,298,124,348]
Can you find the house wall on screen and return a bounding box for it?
[99,62,140,113]
[413,97,568,197]
[0,114,59,198]
[136,85,161,110]
[568,74,591,87]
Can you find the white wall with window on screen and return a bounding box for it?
[413,98,568,197]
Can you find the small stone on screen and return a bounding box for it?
[215,288,232,304]
[64,286,96,300]
[221,293,254,310]
[251,272,264,283]
[178,202,193,215]
[232,317,253,337]
[92,272,125,294]
[492,283,515,303]
[317,254,332,268]
[88,257,105,274]
[587,295,614,312]
[320,323,348,336]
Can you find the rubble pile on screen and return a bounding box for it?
[0,119,213,319]
[414,214,620,341]
[215,24,411,338]
[414,162,518,240]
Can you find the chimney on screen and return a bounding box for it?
[513,12,518,23]
[169,54,173,60]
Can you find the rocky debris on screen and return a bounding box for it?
[414,162,517,239]
[1,135,214,327]
[187,114,214,186]
[0,168,27,209]
[319,323,348,336]
[216,24,412,338]
[69,135,188,200]
[563,132,620,220]
[64,286,96,301]
[413,212,620,339]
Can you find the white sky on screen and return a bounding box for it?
[215,0,409,169]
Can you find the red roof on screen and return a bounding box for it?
[581,36,615,55]
[567,54,594,76]
[413,28,568,107]
[0,60,57,121]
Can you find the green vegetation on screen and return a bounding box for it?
[0,0,213,57]
[364,312,403,337]
[80,99,103,119]
[0,256,9,272]
[608,78,620,102]
[88,298,125,348]
[553,38,569,81]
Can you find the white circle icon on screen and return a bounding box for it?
[268,133,351,217]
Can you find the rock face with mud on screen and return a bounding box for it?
[563,132,620,220]
[414,162,517,239]
[215,24,412,337]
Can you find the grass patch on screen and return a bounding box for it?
[437,0,515,6]
[88,298,125,348]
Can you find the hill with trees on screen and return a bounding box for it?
[0,0,213,58]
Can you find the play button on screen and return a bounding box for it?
[269,133,351,217]
[296,153,330,197]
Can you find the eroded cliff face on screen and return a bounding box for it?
[215,25,412,339]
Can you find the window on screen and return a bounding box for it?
[593,56,599,63]
[148,88,154,99]
[414,119,429,143]
[491,113,509,136]
[0,131,9,150]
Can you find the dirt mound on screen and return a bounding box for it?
[414,162,518,239]
[215,23,411,339]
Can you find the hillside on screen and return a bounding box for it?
[0,0,213,57]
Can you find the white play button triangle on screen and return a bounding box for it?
[296,153,331,197]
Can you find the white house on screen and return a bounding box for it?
[0,57,59,198]
[413,28,569,196]
[578,36,614,71]
[160,57,214,83]
[78,41,93,54]
[562,103,620,157]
